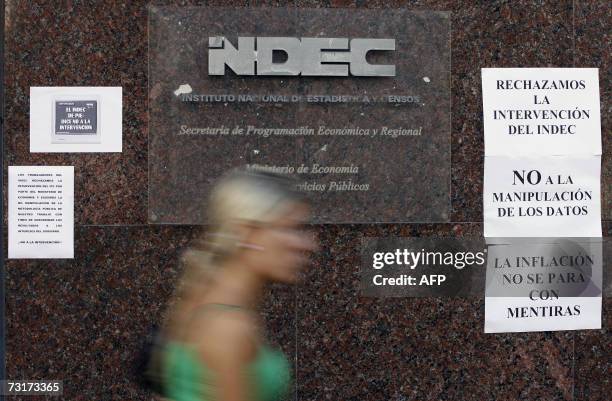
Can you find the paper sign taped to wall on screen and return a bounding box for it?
[482,68,601,156]
[484,239,602,333]
[8,166,74,259]
[483,155,601,238]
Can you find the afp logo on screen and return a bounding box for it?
[208,36,396,77]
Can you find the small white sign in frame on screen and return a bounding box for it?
[30,86,122,152]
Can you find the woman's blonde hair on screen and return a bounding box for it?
[178,168,305,291]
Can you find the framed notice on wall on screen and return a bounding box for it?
[30,86,122,153]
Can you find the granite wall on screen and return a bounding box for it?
[3,1,610,400]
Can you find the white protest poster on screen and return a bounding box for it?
[484,239,602,333]
[483,155,601,238]
[482,68,601,156]
[30,86,122,152]
[8,166,74,259]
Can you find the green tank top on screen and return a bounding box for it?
[162,304,291,401]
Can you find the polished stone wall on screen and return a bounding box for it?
[4,1,610,400]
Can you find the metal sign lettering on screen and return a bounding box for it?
[208,36,396,77]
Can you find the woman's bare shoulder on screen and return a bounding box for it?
[189,306,259,364]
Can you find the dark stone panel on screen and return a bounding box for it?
[446,0,574,222]
[604,222,611,236]
[574,298,611,401]
[297,224,575,401]
[4,1,149,225]
[575,0,611,220]
[3,2,606,401]
[147,5,304,225]
[294,0,574,223]
[148,6,451,224]
[5,225,296,400]
[5,1,576,226]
